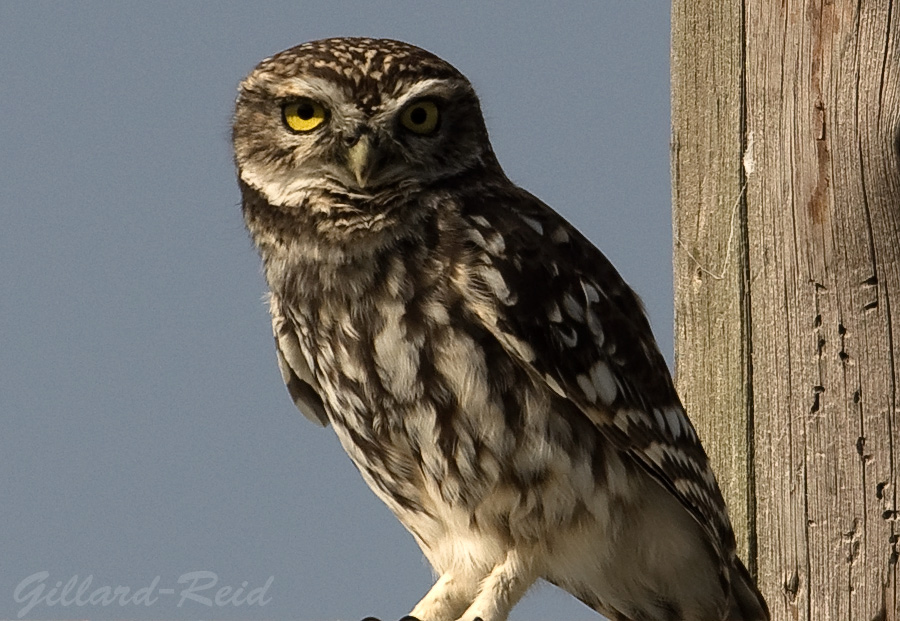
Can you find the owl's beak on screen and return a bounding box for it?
[346,133,377,189]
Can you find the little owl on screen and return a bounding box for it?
[232,37,769,621]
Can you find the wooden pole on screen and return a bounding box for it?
[671,0,753,564]
[672,2,900,619]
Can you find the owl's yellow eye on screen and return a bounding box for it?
[283,100,328,133]
[400,100,440,135]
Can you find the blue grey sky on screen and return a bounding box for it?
[0,3,671,620]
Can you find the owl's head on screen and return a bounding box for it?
[233,38,498,213]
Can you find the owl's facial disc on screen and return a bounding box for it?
[234,54,493,208]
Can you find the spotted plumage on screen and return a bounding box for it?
[233,37,769,621]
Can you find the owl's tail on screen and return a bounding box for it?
[726,557,770,621]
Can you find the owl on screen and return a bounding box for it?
[232,38,769,621]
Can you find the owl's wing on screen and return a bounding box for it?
[454,187,735,554]
[271,298,329,427]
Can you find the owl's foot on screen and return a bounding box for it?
[374,606,489,621]
[360,614,485,621]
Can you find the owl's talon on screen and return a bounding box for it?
[359,617,381,621]
[398,617,421,621]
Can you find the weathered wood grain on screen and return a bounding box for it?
[671,0,753,565]
[672,1,899,619]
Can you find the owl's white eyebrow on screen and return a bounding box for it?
[389,78,463,107]
[279,76,342,101]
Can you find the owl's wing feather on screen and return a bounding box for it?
[454,187,735,554]
[271,299,329,427]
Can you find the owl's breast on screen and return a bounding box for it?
[285,252,616,552]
